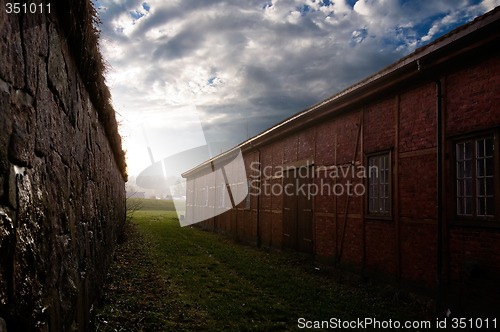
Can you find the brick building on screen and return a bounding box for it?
[183,8,500,316]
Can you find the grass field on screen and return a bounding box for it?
[95,207,430,331]
[126,197,177,211]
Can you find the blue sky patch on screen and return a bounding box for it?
[346,0,357,8]
[350,28,368,45]
[412,11,472,46]
[297,4,312,16]
[130,10,145,20]
[208,77,217,86]
[262,1,272,10]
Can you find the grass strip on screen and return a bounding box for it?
[96,211,429,331]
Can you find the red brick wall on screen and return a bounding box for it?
[399,155,437,221]
[364,221,397,276]
[313,175,336,214]
[363,98,396,153]
[448,227,500,314]
[400,223,436,287]
[334,112,361,165]
[449,228,500,283]
[259,211,273,247]
[271,210,283,248]
[314,215,336,257]
[283,134,298,164]
[298,128,315,160]
[338,217,364,266]
[446,55,500,136]
[399,83,436,153]
[315,121,336,165]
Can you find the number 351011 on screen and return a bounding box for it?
[5,2,51,14]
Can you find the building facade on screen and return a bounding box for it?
[183,8,500,316]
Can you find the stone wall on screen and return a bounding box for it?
[0,1,126,330]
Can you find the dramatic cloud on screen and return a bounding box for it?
[94,0,499,176]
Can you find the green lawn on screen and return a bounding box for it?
[95,210,430,331]
[126,198,176,211]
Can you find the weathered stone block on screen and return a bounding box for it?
[8,129,31,169]
[34,71,54,157]
[0,317,7,332]
[0,209,14,306]
[0,89,12,175]
[7,167,16,209]
[47,25,70,113]
[0,9,24,88]
[22,13,49,95]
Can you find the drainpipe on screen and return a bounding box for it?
[417,60,444,316]
[435,78,443,316]
[256,150,261,248]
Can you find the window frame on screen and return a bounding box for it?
[365,150,392,219]
[452,131,500,225]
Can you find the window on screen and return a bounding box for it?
[455,135,497,219]
[219,183,226,208]
[195,186,209,207]
[367,152,391,217]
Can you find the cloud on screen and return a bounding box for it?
[94,0,498,176]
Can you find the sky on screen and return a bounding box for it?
[93,0,499,179]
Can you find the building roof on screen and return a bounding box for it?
[183,6,500,178]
